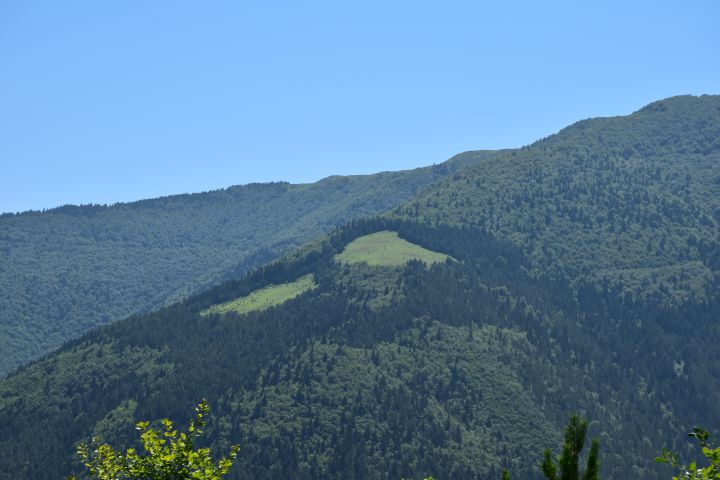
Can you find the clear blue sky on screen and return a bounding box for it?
[1,1,718,213]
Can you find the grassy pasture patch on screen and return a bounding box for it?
[201,274,316,316]
[335,231,450,267]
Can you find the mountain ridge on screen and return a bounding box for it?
[1,95,719,479]
[0,159,491,376]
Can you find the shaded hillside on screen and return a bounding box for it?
[0,220,580,479]
[0,157,485,376]
[1,96,719,479]
[1,219,717,479]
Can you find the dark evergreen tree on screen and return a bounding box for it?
[542,415,599,480]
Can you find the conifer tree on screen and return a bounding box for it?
[541,414,600,480]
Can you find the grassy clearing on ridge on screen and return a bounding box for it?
[201,274,316,316]
[335,231,451,267]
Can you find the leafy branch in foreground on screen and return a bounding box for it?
[656,427,720,480]
[69,400,239,480]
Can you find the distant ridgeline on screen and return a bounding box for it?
[0,157,489,376]
[0,95,719,480]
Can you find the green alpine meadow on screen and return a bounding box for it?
[1,95,719,479]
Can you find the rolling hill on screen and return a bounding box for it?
[0,154,489,377]
[0,95,718,479]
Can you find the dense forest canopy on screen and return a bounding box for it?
[395,95,720,303]
[0,155,488,376]
[0,95,718,479]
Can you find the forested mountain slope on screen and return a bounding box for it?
[0,157,485,376]
[0,95,718,479]
[396,95,720,304]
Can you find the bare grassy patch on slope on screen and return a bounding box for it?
[335,231,450,267]
[201,274,316,316]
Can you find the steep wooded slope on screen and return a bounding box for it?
[396,95,720,303]
[0,157,485,376]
